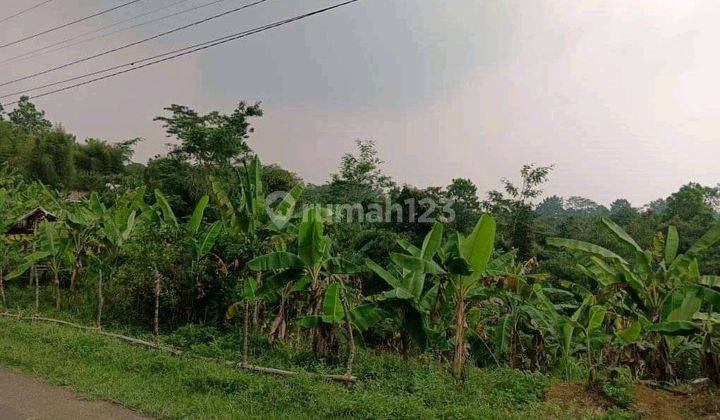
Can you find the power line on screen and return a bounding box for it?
[0,0,361,107]
[0,0,194,66]
[0,0,55,25]
[0,0,235,67]
[0,0,144,50]
[0,0,269,88]
[0,23,239,99]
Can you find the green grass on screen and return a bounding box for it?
[0,318,563,419]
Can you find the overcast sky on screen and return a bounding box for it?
[2,0,719,206]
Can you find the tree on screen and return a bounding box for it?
[262,164,303,194]
[663,183,719,262]
[564,196,608,216]
[445,178,481,234]
[143,156,197,217]
[214,156,303,361]
[609,199,638,226]
[665,183,718,222]
[329,139,395,205]
[27,130,76,188]
[74,138,140,190]
[8,96,52,134]
[485,164,553,260]
[155,102,263,167]
[536,195,564,217]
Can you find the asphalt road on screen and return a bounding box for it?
[0,367,149,419]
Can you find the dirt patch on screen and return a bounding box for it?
[546,380,719,419]
[545,381,603,417]
[0,366,149,420]
[632,384,684,419]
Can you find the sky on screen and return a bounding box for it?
[1,0,719,207]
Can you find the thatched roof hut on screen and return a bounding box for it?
[6,207,59,235]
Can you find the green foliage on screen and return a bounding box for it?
[1,99,719,393]
[601,367,635,409]
[8,96,52,134]
[0,319,552,419]
[154,102,263,166]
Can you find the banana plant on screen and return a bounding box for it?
[691,275,720,382]
[146,191,223,298]
[248,208,357,356]
[318,277,383,377]
[472,252,550,369]
[548,217,720,379]
[185,195,223,298]
[433,214,496,377]
[693,311,720,382]
[37,221,70,311]
[6,249,51,313]
[0,234,21,310]
[86,192,137,328]
[211,156,303,238]
[365,222,444,350]
[65,201,101,291]
[519,282,595,377]
[212,155,303,361]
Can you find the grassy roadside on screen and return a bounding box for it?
[4,315,711,419]
[0,318,566,419]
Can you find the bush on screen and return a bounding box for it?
[166,324,220,348]
[601,367,635,409]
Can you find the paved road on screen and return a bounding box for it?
[0,367,149,419]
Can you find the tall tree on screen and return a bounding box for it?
[485,164,553,260]
[445,178,481,234]
[536,195,564,216]
[327,139,395,205]
[8,96,52,134]
[609,199,638,226]
[154,102,263,168]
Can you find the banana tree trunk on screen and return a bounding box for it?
[452,291,466,378]
[646,335,674,380]
[69,259,79,290]
[252,272,262,327]
[269,293,287,342]
[701,350,720,384]
[310,278,335,357]
[96,270,104,329]
[54,269,61,310]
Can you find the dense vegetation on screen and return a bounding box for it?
[0,98,718,414]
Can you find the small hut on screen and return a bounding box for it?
[67,189,90,202]
[6,207,58,241]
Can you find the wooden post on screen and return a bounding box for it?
[96,270,103,329]
[34,267,39,314]
[153,269,161,337]
[0,269,5,311]
[242,299,249,366]
[342,287,355,378]
[32,218,40,314]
